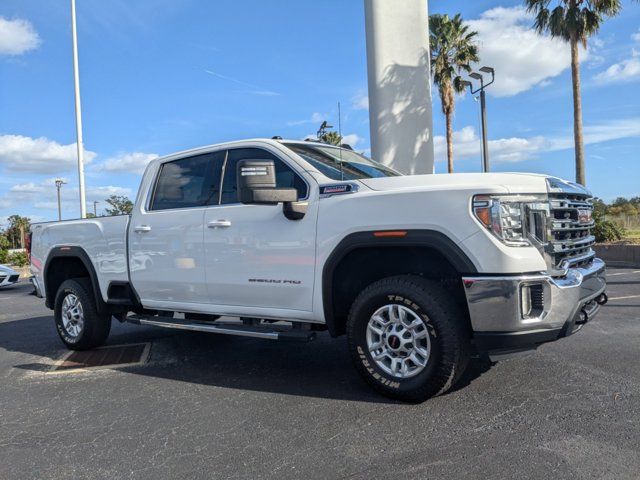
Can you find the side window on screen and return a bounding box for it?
[150,151,224,211]
[220,148,308,205]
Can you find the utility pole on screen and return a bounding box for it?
[462,66,495,173]
[55,178,67,221]
[71,0,87,218]
[93,201,99,217]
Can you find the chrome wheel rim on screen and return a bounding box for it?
[366,304,431,379]
[61,293,84,339]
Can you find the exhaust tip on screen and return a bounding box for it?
[596,293,608,305]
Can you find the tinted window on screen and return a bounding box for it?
[284,143,401,180]
[220,148,308,205]
[151,152,224,211]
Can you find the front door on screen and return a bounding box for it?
[203,147,317,312]
[129,151,224,307]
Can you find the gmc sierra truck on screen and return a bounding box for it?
[30,139,607,401]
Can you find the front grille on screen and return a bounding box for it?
[9,275,19,282]
[548,193,595,269]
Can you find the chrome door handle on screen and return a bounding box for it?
[207,220,231,229]
[134,225,152,233]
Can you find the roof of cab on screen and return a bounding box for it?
[145,137,333,169]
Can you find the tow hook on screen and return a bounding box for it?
[578,309,588,324]
[596,293,608,305]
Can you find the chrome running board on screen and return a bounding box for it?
[126,315,316,342]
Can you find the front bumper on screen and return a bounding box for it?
[0,273,20,287]
[462,258,606,355]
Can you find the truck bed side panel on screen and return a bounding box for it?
[30,215,131,302]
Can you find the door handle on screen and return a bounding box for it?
[134,225,152,233]
[207,220,231,229]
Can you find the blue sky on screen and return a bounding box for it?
[1,0,639,224]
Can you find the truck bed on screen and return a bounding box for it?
[30,215,131,302]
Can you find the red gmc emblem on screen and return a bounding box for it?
[578,209,592,224]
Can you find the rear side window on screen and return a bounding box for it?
[151,152,224,211]
[220,148,308,205]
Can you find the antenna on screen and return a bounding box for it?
[338,102,344,181]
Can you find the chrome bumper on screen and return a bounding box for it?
[462,258,607,353]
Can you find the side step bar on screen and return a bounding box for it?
[126,315,316,342]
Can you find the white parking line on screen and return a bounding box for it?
[608,295,640,301]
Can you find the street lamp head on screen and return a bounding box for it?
[469,72,483,81]
[479,66,495,75]
[459,80,473,90]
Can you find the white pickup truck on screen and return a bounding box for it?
[30,139,607,401]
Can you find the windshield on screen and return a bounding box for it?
[283,143,401,180]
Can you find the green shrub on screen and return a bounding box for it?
[593,215,625,243]
[0,249,8,264]
[7,251,28,267]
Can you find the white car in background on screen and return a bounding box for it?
[0,265,20,288]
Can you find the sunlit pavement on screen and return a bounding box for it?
[1,269,639,479]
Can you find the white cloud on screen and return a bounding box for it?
[288,112,325,127]
[594,49,640,84]
[0,135,96,173]
[466,7,584,97]
[434,118,640,163]
[352,93,369,111]
[101,152,159,175]
[434,126,546,163]
[342,133,362,147]
[0,17,41,55]
[632,29,640,43]
[2,178,131,212]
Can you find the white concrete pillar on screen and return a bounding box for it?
[364,0,434,175]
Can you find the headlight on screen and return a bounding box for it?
[473,194,549,247]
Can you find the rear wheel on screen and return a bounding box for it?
[347,275,470,402]
[54,279,111,350]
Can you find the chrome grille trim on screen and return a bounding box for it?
[548,189,595,271]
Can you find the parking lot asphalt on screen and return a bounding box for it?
[1,269,639,480]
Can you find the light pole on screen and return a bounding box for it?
[93,201,99,217]
[461,66,495,173]
[71,0,87,218]
[55,178,67,221]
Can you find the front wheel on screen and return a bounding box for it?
[54,279,111,350]
[347,275,470,402]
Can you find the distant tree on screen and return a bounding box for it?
[525,0,622,186]
[319,131,343,146]
[591,198,608,218]
[5,215,31,249]
[0,234,9,264]
[429,13,479,173]
[104,195,133,216]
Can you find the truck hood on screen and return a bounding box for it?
[358,172,551,195]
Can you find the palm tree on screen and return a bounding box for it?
[429,14,479,173]
[525,0,621,186]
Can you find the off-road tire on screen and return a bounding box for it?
[54,279,111,350]
[347,275,470,402]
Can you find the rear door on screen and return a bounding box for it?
[203,147,318,312]
[129,151,224,307]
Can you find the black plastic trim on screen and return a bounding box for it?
[474,329,562,352]
[106,280,141,309]
[321,230,478,337]
[43,246,105,313]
